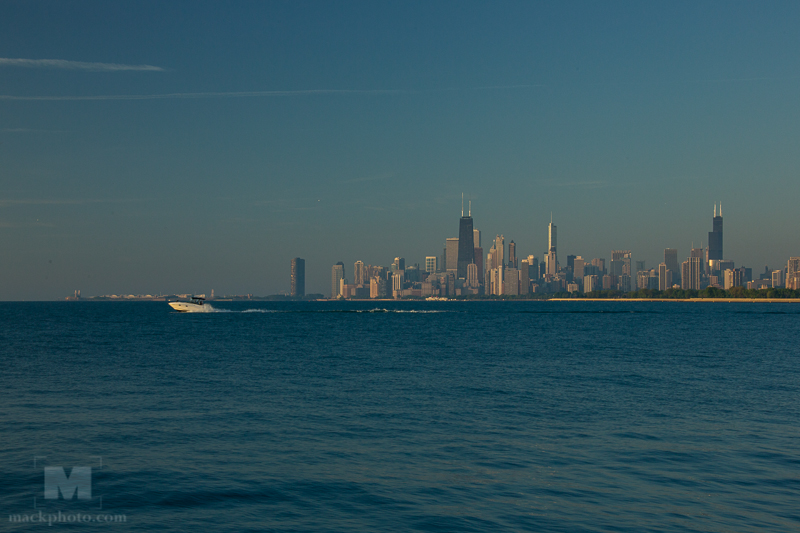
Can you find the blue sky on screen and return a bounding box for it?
[1,1,799,299]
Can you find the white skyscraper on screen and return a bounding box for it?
[494,235,504,269]
[466,263,479,288]
[425,256,438,274]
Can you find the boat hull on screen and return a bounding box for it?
[168,301,207,313]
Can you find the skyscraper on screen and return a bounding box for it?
[708,204,723,262]
[519,259,530,295]
[473,247,483,286]
[354,260,366,285]
[658,262,669,291]
[546,216,557,276]
[466,263,479,288]
[724,268,744,290]
[485,247,495,289]
[664,249,679,283]
[592,258,606,276]
[787,257,800,290]
[331,262,344,298]
[612,250,632,277]
[457,198,475,279]
[503,267,519,295]
[527,255,538,280]
[682,257,702,290]
[574,256,584,280]
[291,258,305,297]
[446,238,459,275]
[508,241,517,269]
[392,271,404,298]
[494,235,505,269]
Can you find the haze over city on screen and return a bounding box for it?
[2,2,799,300]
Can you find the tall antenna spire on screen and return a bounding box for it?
[550,212,553,224]
[714,203,717,217]
[469,200,471,217]
[720,203,722,217]
[461,193,464,217]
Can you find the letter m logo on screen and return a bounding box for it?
[44,467,92,500]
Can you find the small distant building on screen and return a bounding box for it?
[567,283,579,294]
[425,256,438,274]
[747,279,771,290]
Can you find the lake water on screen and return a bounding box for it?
[1,301,798,531]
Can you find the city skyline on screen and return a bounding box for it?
[2,2,800,299]
[23,197,800,299]
[295,202,796,298]
[320,201,798,299]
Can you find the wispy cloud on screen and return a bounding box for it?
[1,128,70,133]
[0,58,164,72]
[539,179,610,189]
[0,198,144,207]
[340,173,393,184]
[0,85,548,102]
[0,89,406,101]
[0,220,56,229]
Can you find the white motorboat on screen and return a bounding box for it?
[168,296,208,312]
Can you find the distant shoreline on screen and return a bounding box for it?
[52,297,800,303]
[549,298,800,303]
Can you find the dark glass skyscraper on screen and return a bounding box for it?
[457,201,475,279]
[291,258,305,297]
[708,204,723,261]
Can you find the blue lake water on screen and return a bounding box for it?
[1,301,799,531]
